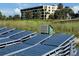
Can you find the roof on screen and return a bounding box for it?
[8,33,74,56]
[0,31,32,44]
[0,43,31,56]
[0,27,75,56]
[23,34,49,45]
[21,5,58,11]
[21,6,43,11]
[11,44,56,56]
[0,30,21,38]
[41,33,75,46]
[0,28,12,33]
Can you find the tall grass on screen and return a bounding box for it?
[0,19,79,37]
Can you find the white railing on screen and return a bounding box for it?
[63,46,70,51]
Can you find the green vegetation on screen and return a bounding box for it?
[0,11,20,20]
[49,4,74,19]
[0,19,79,38]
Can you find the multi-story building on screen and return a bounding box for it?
[21,5,58,19]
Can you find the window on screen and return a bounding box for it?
[45,15,46,17]
[49,7,50,9]
[49,10,50,11]
[44,6,47,9]
[41,15,44,17]
[52,7,54,9]
[41,9,44,11]
[45,9,47,11]
[41,12,44,14]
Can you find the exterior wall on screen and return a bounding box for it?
[21,5,58,19]
[43,5,58,19]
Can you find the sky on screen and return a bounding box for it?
[0,3,79,16]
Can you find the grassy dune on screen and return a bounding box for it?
[0,19,79,37]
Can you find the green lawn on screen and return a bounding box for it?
[0,19,79,37]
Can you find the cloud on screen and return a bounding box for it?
[0,8,21,17]
[71,6,79,13]
[0,9,15,16]
[14,8,21,16]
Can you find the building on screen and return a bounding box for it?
[0,27,77,56]
[21,5,58,19]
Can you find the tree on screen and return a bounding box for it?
[7,16,13,20]
[0,11,2,20]
[2,15,7,20]
[49,14,54,19]
[63,7,74,19]
[0,11,7,20]
[74,13,79,18]
[54,10,63,19]
[54,7,74,19]
[13,15,20,20]
[57,3,63,9]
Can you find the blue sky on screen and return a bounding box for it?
[0,3,79,16]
